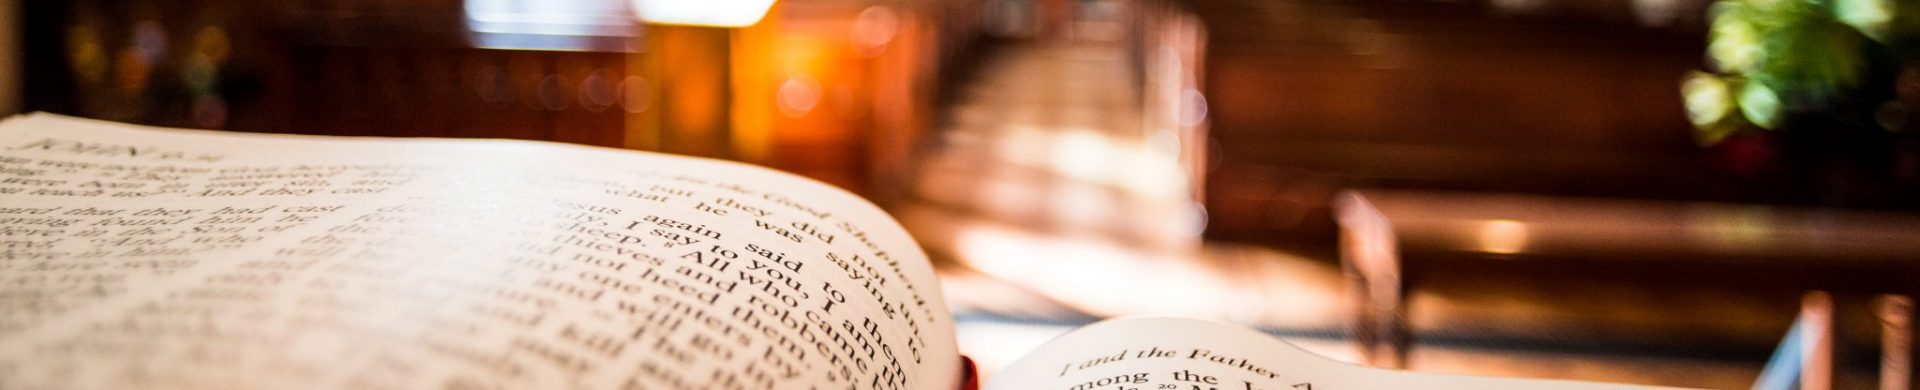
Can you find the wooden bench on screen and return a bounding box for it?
[1333,189,1920,387]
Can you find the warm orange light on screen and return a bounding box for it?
[1477,219,1529,255]
[776,75,821,118]
[852,6,900,54]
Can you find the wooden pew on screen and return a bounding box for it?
[1334,188,1920,386]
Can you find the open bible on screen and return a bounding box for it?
[0,114,1673,389]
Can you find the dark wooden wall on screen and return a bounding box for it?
[1189,0,1920,243]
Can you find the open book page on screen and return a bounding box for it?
[0,113,958,389]
[988,317,1679,390]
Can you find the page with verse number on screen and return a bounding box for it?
[0,113,958,389]
[988,317,1683,390]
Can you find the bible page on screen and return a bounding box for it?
[0,113,958,389]
[988,317,1680,390]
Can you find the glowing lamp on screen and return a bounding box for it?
[632,0,776,27]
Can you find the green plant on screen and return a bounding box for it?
[1684,0,1916,145]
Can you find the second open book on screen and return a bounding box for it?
[0,114,1670,389]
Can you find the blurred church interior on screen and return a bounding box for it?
[4,0,1919,387]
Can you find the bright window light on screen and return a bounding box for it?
[632,0,776,27]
